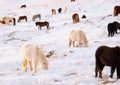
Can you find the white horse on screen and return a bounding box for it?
[68,30,88,47]
[22,44,48,73]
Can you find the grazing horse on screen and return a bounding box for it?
[58,8,62,13]
[68,30,88,47]
[51,9,56,15]
[22,44,48,73]
[82,15,86,19]
[20,5,26,8]
[35,21,49,30]
[32,14,41,21]
[95,46,120,79]
[1,16,16,25]
[18,15,27,22]
[72,13,80,23]
[71,0,75,2]
[107,21,120,37]
[114,6,120,16]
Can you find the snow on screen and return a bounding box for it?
[0,0,120,85]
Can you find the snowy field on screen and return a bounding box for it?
[0,0,120,85]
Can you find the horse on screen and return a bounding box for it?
[1,16,16,25]
[107,21,120,37]
[95,46,120,79]
[58,8,62,13]
[35,21,49,30]
[71,0,75,2]
[20,4,26,8]
[72,13,80,24]
[32,14,41,21]
[68,30,88,48]
[82,15,86,19]
[22,44,48,73]
[51,9,56,15]
[114,6,120,16]
[18,15,27,22]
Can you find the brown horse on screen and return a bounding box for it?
[72,13,80,23]
[20,5,26,8]
[35,21,49,30]
[51,9,56,15]
[32,14,41,21]
[95,46,120,79]
[71,0,75,2]
[114,6,120,16]
[18,16,27,22]
[0,16,16,25]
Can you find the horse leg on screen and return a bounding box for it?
[33,60,38,73]
[117,66,120,79]
[29,61,33,71]
[110,66,116,78]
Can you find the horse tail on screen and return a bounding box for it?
[13,18,16,26]
[22,58,27,71]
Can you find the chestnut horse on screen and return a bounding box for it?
[72,13,80,23]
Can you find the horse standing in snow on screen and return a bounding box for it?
[35,21,49,30]
[17,15,27,22]
[114,6,120,16]
[95,46,120,79]
[32,14,41,21]
[0,16,16,25]
[22,44,48,73]
[51,9,56,15]
[72,13,80,24]
[20,4,26,8]
[68,29,88,47]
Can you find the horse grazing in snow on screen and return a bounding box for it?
[22,44,48,73]
[68,29,88,48]
[32,14,41,21]
[72,13,80,24]
[1,16,16,25]
[95,46,120,79]
[114,6,120,16]
[18,15,27,22]
[35,21,49,30]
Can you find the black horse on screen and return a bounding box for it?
[95,46,120,79]
[107,21,120,37]
[58,8,62,13]
[35,21,49,30]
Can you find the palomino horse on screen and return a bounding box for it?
[32,14,41,21]
[0,16,16,25]
[22,44,48,73]
[35,21,49,30]
[68,29,88,47]
[18,15,27,22]
[72,13,80,23]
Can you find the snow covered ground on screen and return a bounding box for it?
[0,0,120,85]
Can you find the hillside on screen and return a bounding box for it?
[0,0,120,85]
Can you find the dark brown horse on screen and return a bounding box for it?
[20,5,26,8]
[18,16,27,22]
[35,21,49,30]
[72,13,80,24]
[95,46,120,79]
[114,6,120,16]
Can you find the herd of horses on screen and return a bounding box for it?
[0,2,120,80]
